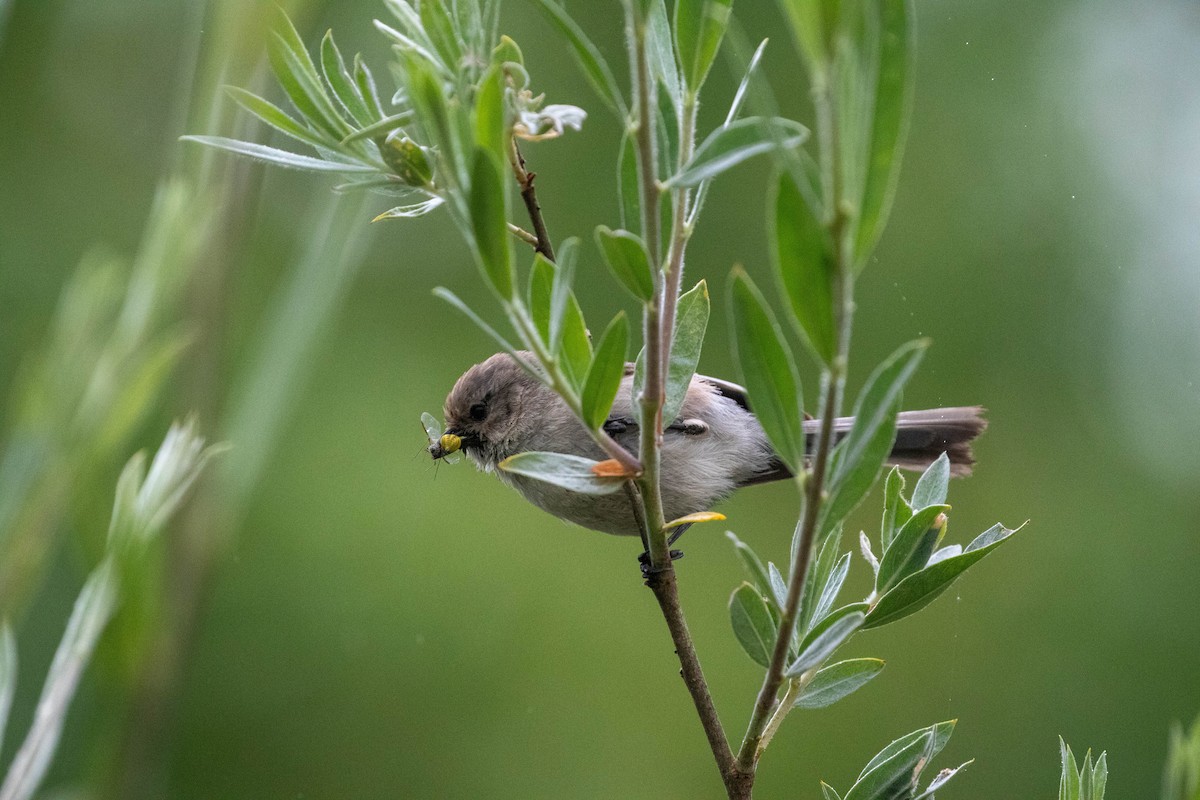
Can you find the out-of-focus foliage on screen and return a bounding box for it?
[1,0,1199,799]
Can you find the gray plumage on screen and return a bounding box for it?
[432,352,986,537]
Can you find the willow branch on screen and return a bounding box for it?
[507,138,555,261]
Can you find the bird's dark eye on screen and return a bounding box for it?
[469,402,488,421]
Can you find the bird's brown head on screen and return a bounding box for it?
[430,353,540,470]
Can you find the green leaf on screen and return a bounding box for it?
[768,562,789,612]
[1060,738,1081,800]
[320,31,372,128]
[786,602,867,677]
[796,658,885,709]
[548,238,580,355]
[799,526,842,632]
[559,293,593,390]
[372,196,444,220]
[617,132,641,231]
[499,452,625,495]
[914,759,973,799]
[341,112,413,145]
[875,503,948,593]
[474,65,507,164]
[594,227,655,301]
[845,730,931,800]
[1092,752,1107,800]
[353,55,386,119]
[773,170,836,364]
[778,0,828,74]
[0,624,15,755]
[664,280,710,422]
[729,269,805,473]
[531,0,627,118]
[405,54,463,186]
[667,117,808,187]
[859,721,956,781]
[468,149,514,298]
[864,523,1019,629]
[821,783,843,800]
[420,0,463,68]
[724,38,769,126]
[824,340,928,526]
[647,0,683,110]
[726,532,775,606]
[854,0,916,269]
[911,452,950,510]
[580,313,630,429]
[673,0,734,90]
[225,87,326,148]
[528,253,555,344]
[880,467,911,551]
[811,551,851,626]
[729,582,776,668]
[268,23,348,139]
[179,136,374,172]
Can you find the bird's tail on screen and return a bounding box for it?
[742,406,987,486]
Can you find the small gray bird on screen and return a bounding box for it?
[429,352,986,537]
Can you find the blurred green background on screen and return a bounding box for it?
[2,0,1198,798]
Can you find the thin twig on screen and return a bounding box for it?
[507,139,555,261]
[507,222,539,248]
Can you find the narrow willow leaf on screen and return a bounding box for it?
[673,0,734,90]
[876,503,949,593]
[581,313,629,429]
[880,466,911,551]
[419,0,463,68]
[773,170,836,364]
[405,54,463,186]
[548,237,580,354]
[729,582,776,668]
[225,87,327,148]
[726,532,774,605]
[559,293,593,390]
[821,783,843,800]
[667,117,808,187]
[729,269,805,473]
[320,32,372,127]
[864,524,1019,629]
[1092,752,1108,800]
[768,562,788,610]
[854,0,916,269]
[812,551,851,626]
[372,195,444,219]
[499,452,624,495]
[724,38,769,126]
[857,721,955,783]
[914,760,973,800]
[340,112,414,145]
[0,625,14,755]
[617,132,641,231]
[527,253,555,344]
[594,227,655,301]
[474,65,507,164]
[787,602,868,677]
[468,149,514,298]
[796,658,885,709]
[268,27,349,139]
[844,730,931,800]
[531,0,626,117]
[799,525,842,633]
[354,55,386,118]
[664,280,710,422]
[778,0,827,73]
[647,0,682,110]
[911,452,950,510]
[1060,739,1081,800]
[825,340,928,526]
[180,136,374,172]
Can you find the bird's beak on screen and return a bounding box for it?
[429,431,464,460]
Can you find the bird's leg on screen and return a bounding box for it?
[638,522,691,577]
